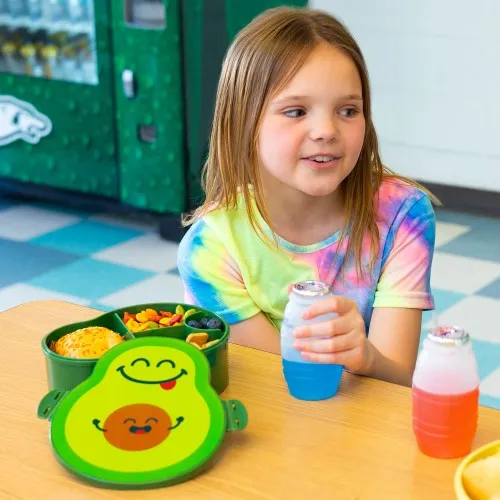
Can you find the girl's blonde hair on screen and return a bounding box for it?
[182,6,439,279]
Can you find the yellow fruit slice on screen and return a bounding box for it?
[145,308,158,320]
[186,333,208,347]
[135,311,150,323]
[183,308,196,320]
[203,339,220,350]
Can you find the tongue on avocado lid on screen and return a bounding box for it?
[160,380,176,390]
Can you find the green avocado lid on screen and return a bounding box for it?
[37,337,248,489]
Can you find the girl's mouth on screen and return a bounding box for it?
[302,155,342,169]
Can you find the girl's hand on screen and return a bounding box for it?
[292,296,373,374]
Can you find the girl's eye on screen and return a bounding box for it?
[339,107,358,118]
[284,108,306,118]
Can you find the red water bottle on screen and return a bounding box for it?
[412,325,480,459]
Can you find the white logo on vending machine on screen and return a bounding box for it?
[0,95,53,147]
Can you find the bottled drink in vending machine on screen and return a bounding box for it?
[412,325,480,459]
[280,280,344,401]
[6,0,26,18]
[47,0,66,22]
[69,0,88,22]
[26,0,42,20]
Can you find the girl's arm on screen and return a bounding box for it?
[293,296,425,387]
[229,307,423,387]
[228,312,281,354]
[352,192,436,386]
[355,307,423,387]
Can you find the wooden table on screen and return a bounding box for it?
[1,300,498,499]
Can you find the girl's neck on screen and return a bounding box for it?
[261,184,346,247]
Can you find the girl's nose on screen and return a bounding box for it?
[309,116,338,142]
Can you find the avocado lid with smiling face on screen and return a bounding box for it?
[37,336,248,489]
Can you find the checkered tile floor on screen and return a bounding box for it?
[1,194,499,409]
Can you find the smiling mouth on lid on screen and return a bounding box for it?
[116,366,187,390]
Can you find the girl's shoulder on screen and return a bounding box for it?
[179,196,254,250]
[375,176,435,227]
[199,196,249,231]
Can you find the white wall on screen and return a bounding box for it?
[309,0,500,192]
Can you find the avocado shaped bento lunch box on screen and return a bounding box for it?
[37,336,248,489]
[41,302,231,395]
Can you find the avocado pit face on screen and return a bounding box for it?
[93,403,183,451]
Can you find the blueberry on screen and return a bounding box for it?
[207,318,222,330]
[187,320,202,329]
[199,317,209,328]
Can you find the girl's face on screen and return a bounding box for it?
[257,43,366,199]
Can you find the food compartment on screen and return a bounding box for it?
[114,302,197,336]
[183,310,229,394]
[43,311,133,357]
[183,310,226,332]
[113,303,229,350]
[183,310,228,352]
[41,311,134,392]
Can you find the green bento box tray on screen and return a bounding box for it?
[41,303,230,395]
[37,336,248,489]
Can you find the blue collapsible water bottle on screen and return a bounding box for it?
[280,280,344,401]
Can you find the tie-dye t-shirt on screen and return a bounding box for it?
[177,179,436,333]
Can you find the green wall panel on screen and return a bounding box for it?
[225,0,308,39]
[183,0,309,211]
[110,0,186,214]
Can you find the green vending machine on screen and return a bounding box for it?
[0,0,307,240]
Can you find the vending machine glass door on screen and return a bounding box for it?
[0,0,98,85]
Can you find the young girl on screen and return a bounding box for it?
[177,6,438,387]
